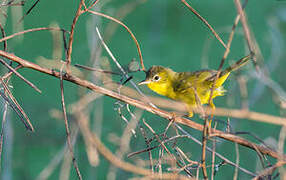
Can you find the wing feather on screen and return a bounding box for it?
[173,70,217,93]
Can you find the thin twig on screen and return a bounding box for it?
[2,65,23,80]
[66,0,84,73]
[201,121,208,179]
[139,126,154,173]
[75,108,190,179]
[277,126,286,177]
[59,126,79,180]
[59,66,82,179]
[233,143,240,180]
[211,123,217,180]
[192,88,208,179]
[0,103,8,167]
[88,10,145,71]
[200,2,248,177]
[0,27,68,43]
[175,124,257,177]
[234,0,259,72]
[0,50,284,160]
[18,0,41,23]
[95,27,154,108]
[0,58,41,93]
[143,119,193,177]
[181,0,227,49]
[192,87,208,179]
[207,0,249,116]
[86,0,99,11]
[0,78,34,131]
[128,134,189,158]
[0,23,7,51]
[0,0,24,7]
[252,161,286,180]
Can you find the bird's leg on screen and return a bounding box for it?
[188,110,194,118]
[181,104,194,118]
[186,104,194,117]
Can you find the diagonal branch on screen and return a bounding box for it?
[0,50,284,160]
[0,78,34,131]
[88,10,145,71]
[0,58,41,93]
[234,0,259,71]
[181,0,227,49]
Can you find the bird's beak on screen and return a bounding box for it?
[138,79,151,85]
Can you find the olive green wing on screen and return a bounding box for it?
[173,70,217,93]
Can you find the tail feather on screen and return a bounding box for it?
[221,54,252,76]
[205,53,253,87]
[215,86,226,96]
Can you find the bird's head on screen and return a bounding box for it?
[138,66,175,96]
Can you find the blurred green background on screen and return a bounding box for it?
[1,0,286,179]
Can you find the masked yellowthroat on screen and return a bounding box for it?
[139,55,251,117]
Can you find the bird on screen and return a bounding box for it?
[138,55,251,117]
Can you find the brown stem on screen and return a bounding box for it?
[181,0,227,49]
[66,1,84,73]
[0,50,284,160]
[234,0,259,72]
[87,10,145,71]
[59,66,82,179]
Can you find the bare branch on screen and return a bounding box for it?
[0,50,284,160]
[181,0,227,49]
[0,58,41,93]
[88,10,145,71]
[59,66,82,179]
[0,27,68,43]
[234,0,259,71]
[0,78,34,131]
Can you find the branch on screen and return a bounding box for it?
[0,58,41,93]
[181,0,227,49]
[234,0,259,71]
[0,78,34,131]
[87,10,145,71]
[0,27,68,43]
[59,66,82,179]
[76,106,190,179]
[252,161,286,180]
[66,1,84,73]
[0,50,284,160]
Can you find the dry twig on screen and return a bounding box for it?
[0,49,283,160]
[181,0,227,49]
[59,66,82,179]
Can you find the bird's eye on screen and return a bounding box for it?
[153,75,160,81]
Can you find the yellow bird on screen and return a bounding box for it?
[138,55,251,117]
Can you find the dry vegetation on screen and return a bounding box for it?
[0,0,285,179]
